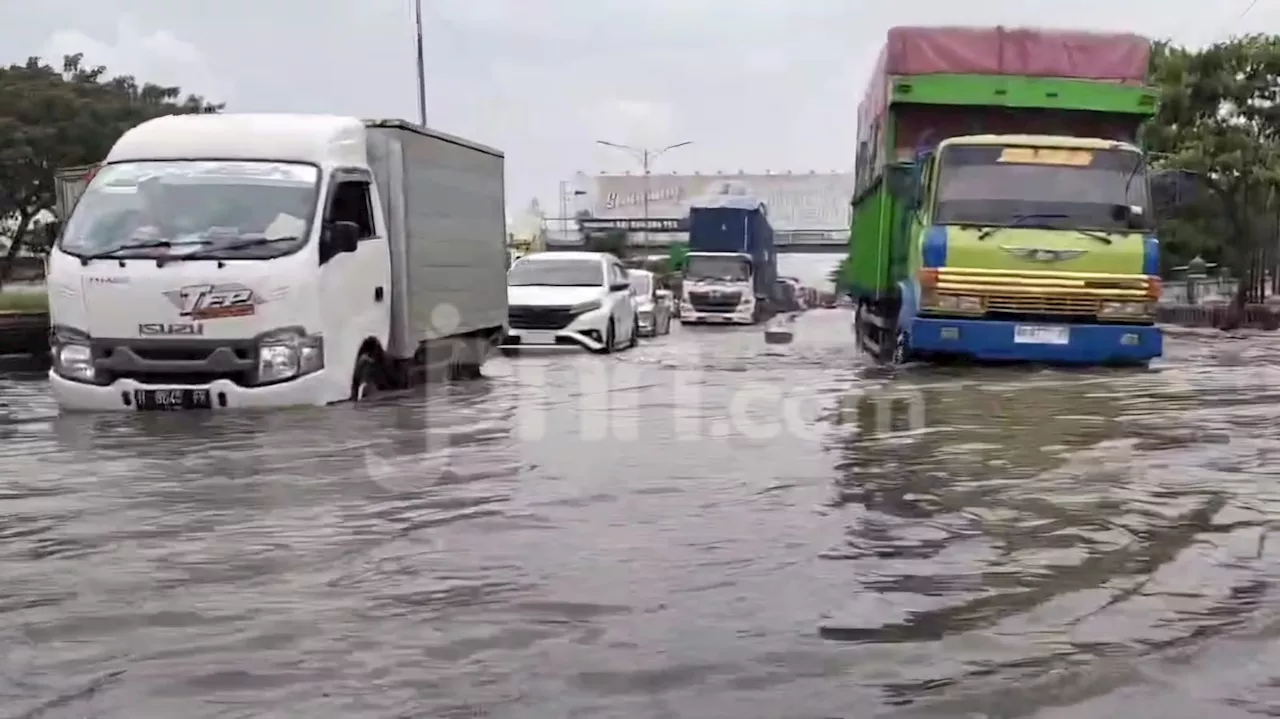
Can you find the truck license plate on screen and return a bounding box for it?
[521,330,556,345]
[134,388,212,411]
[1013,325,1069,345]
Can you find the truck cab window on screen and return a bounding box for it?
[328,180,375,238]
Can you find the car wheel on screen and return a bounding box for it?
[350,353,381,401]
[592,318,616,354]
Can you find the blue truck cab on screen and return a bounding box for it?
[679,184,777,325]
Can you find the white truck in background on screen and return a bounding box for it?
[46,113,508,411]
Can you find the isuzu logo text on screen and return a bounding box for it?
[163,283,262,320]
[138,323,204,336]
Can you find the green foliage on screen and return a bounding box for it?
[1147,35,1280,290]
[0,53,222,274]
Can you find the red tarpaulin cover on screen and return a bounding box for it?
[883,26,1149,81]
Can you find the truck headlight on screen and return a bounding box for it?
[256,329,323,384]
[1100,301,1150,316]
[933,294,982,312]
[51,327,96,383]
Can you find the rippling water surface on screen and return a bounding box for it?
[1,314,1279,718]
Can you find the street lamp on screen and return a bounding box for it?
[413,0,427,125]
[557,181,587,239]
[596,140,693,244]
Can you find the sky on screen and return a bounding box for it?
[3,0,1275,285]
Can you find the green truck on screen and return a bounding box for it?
[848,26,1165,365]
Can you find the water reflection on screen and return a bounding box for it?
[819,362,1280,712]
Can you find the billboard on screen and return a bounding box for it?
[577,172,856,233]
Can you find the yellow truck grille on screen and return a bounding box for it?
[923,267,1158,317]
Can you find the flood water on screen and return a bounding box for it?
[1,311,1279,718]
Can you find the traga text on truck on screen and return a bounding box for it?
[679,182,777,325]
[847,26,1169,365]
[46,113,509,411]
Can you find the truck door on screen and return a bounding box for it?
[318,169,392,371]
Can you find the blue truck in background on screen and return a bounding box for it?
[679,183,777,324]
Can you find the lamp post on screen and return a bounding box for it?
[558,181,587,240]
[413,0,427,125]
[596,140,693,245]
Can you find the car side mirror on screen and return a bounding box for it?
[326,220,360,254]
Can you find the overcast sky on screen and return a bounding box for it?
[4,1,1273,283]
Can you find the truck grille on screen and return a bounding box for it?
[984,295,1100,315]
[687,291,742,311]
[509,305,576,330]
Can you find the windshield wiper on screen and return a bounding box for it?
[977,213,1070,240]
[82,239,205,261]
[1077,229,1113,244]
[174,236,301,260]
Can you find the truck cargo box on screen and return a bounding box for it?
[364,120,508,359]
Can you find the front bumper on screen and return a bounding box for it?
[637,310,656,335]
[502,306,610,351]
[49,370,334,412]
[908,318,1162,364]
[680,301,755,324]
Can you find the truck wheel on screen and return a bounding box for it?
[892,331,914,365]
[351,353,382,401]
[448,337,483,380]
[593,319,616,354]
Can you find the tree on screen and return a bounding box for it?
[1146,36,1280,304]
[0,53,222,280]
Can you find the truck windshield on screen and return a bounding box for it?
[508,259,603,287]
[933,145,1148,231]
[58,160,320,260]
[687,256,750,282]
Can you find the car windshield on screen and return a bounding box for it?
[508,259,603,287]
[629,273,652,296]
[687,255,750,282]
[58,160,320,259]
[933,145,1149,231]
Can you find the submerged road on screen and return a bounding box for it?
[1,311,1279,718]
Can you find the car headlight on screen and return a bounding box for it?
[1100,301,1150,316]
[256,329,323,384]
[51,327,97,383]
[573,300,602,314]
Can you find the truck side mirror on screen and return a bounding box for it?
[326,220,360,254]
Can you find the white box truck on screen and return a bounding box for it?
[45,113,508,411]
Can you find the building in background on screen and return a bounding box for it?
[564,171,856,246]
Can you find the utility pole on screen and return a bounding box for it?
[596,140,692,247]
[414,0,427,126]
[559,180,568,239]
